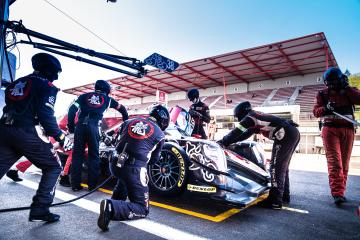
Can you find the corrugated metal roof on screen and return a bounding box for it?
[63,32,337,100]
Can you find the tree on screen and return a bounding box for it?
[349,74,360,120]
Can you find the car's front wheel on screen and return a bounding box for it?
[148,143,188,196]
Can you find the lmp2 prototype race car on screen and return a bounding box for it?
[146,106,270,207]
[98,105,271,208]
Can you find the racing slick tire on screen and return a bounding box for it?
[148,142,188,196]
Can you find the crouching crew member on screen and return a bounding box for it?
[217,101,300,209]
[68,80,128,191]
[0,53,72,222]
[97,104,169,231]
[313,67,360,205]
[187,88,211,139]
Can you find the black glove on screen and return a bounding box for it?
[323,102,336,115]
[216,139,226,148]
[104,136,112,146]
[326,102,336,111]
[189,110,202,118]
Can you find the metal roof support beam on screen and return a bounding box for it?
[112,89,143,98]
[166,72,204,89]
[121,77,171,94]
[111,86,146,98]
[67,89,88,95]
[240,52,274,80]
[182,64,222,85]
[109,80,154,96]
[277,46,304,76]
[111,91,142,99]
[113,78,158,94]
[224,47,325,74]
[145,75,186,92]
[240,32,324,56]
[323,44,329,70]
[80,84,142,98]
[209,59,248,83]
[236,58,327,77]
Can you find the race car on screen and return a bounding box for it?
[146,105,271,207]
[92,105,270,208]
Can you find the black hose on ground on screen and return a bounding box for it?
[0,175,113,213]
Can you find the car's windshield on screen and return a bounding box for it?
[169,106,194,136]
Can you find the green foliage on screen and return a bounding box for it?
[349,75,360,89]
[349,75,360,120]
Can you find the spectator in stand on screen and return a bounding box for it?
[207,117,217,140]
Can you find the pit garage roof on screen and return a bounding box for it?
[63,32,338,100]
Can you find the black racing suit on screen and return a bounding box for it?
[68,91,128,189]
[109,117,164,220]
[189,101,211,139]
[0,73,63,216]
[219,110,300,204]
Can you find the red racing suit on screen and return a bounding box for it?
[313,86,360,197]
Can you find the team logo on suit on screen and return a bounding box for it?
[86,93,105,108]
[7,80,32,101]
[128,120,154,139]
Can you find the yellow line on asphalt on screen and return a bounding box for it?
[80,184,308,221]
[81,183,241,222]
[149,200,236,222]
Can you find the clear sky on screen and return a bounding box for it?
[7,0,360,115]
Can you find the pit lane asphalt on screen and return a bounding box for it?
[1,163,359,240]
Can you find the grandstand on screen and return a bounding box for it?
[64,32,343,154]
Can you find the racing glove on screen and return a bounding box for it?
[56,133,73,151]
[326,102,335,111]
[189,109,203,118]
[216,140,226,148]
[323,102,336,115]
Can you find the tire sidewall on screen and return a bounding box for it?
[148,142,188,196]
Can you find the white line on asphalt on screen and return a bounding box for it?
[18,179,209,240]
[282,206,309,214]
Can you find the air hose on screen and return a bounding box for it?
[0,175,113,213]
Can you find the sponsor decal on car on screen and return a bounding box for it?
[225,150,268,177]
[171,147,185,187]
[187,184,216,193]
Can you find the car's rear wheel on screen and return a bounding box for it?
[148,143,188,196]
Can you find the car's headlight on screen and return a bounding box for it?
[202,142,227,172]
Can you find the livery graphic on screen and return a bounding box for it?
[186,142,215,182]
[128,120,154,139]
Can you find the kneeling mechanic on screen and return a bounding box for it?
[97,104,169,231]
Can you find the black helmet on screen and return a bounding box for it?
[32,52,62,81]
[323,67,347,90]
[234,101,252,121]
[187,88,199,102]
[95,80,111,95]
[149,104,170,131]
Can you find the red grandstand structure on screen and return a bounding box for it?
[64,32,336,103]
[64,32,340,153]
